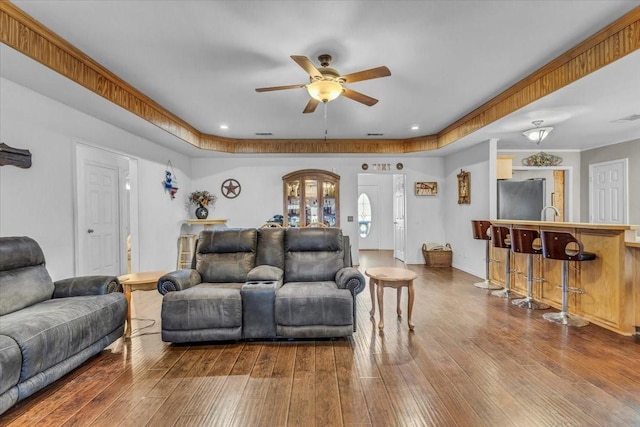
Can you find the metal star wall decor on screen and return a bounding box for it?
[221,178,241,199]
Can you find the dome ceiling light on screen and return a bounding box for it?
[522,120,554,145]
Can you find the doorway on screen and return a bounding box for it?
[357,173,406,261]
[511,166,573,221]
[75,143,136,276]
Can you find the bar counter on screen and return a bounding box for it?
[490,220,639,335]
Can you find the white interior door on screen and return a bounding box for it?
[393,174,406,262]
[589,159,628,224]
[76,144,130,276]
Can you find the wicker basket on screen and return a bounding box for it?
[422,243,452,267]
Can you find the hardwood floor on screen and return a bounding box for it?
[2,250,640,426]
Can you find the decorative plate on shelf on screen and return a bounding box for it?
[522,152,563,166]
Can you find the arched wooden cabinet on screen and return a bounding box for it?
[283,169,340,227]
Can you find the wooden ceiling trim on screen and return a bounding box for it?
[437,6,640,148]
[1,2,638,155]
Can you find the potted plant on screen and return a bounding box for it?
[187,190,217,219]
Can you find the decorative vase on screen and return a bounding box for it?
[195,206,209,219]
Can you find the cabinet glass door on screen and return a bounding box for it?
[322,181,336,226]
[304,179,318,226]
[287,180,301,227]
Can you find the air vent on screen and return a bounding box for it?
[367,133,384,136]
[612,114,640,123]
[255,132,273,136]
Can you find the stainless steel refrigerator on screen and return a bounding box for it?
[497,179,546,221]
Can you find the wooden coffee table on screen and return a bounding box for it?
[365,267,418,331]
[118,270,169,337]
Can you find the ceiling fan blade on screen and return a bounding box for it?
[342,88,378,106]
[341,66,391,83]
[290,55,323,79]
[303,98,320,114]
[255,84,306,92]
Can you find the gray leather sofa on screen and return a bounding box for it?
[157,227,365,343]
[0,236,127,415]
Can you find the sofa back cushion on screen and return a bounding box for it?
[0,236,54,316]
[256,228,285,269]
[195,229,257,283]
[284,228,345,282]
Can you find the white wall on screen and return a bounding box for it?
[0,78,191,279]
[190,156,446,264]
[443,142,492,278]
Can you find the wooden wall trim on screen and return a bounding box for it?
[1,1,639,154]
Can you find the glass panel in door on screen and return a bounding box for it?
[304,179,318,226]
[287,180,300,227]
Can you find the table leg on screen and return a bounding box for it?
[377,280,385,330]
[407,280,415,331]
[369,278,377,317]
[124,284,132,338]
[396,287,402,317]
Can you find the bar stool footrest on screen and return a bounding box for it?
[491,288,514,299]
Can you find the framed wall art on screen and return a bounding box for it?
[415,181,438,196]
[457,170,470,204]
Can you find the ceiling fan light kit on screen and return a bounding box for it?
[307,79,343,103]
[256,53,391,113]
[522,120,553,145]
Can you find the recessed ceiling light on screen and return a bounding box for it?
[219,124,229,130]
[411,125,420,130]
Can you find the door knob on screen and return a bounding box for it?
[87,229,94,233]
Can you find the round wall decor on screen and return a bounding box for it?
[221,178,241,199]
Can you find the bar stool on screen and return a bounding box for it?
[509,228,550,310]
[471,220,502,290]
[176,234,196,270]
[490,226,514,298]
[540,231,595,327]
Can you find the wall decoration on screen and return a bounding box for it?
[361,163,369,171]
[457,170,470,204]
[187,190,217,219]
[0,142,32,168]
[396,163,404,170]
[162,160,179,199]
[415,181,438,196]
[372,163,391,171]
[221,178,241,199]
[522,152,563,166]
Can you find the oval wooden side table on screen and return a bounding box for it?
[365,267,418,331]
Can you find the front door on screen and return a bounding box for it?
[393,174,406,262]
[589,159,627,224]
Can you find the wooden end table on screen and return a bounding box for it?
[118,270,169,337]
[365,267,418,331]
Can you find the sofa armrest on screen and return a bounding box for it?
[53,276,122,298]
[157,269,202,295]
[335,267,365,295]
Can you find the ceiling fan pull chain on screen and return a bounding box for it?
[324,102,328,141]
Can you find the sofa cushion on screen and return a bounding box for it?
[275,281,353,327]
[256,228,285,269]
[0,294,126,382]
[196,229,257,283]
[162,284,243,331]
[284,228,345,282]
[0,334,21,396]
[0,237,54,316]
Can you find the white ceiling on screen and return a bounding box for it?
[2,1,640,157]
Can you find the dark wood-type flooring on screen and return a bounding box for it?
[2,250,640,426]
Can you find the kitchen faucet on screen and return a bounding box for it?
[541,205,560,221]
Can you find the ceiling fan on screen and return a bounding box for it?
[255,54,391,114]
